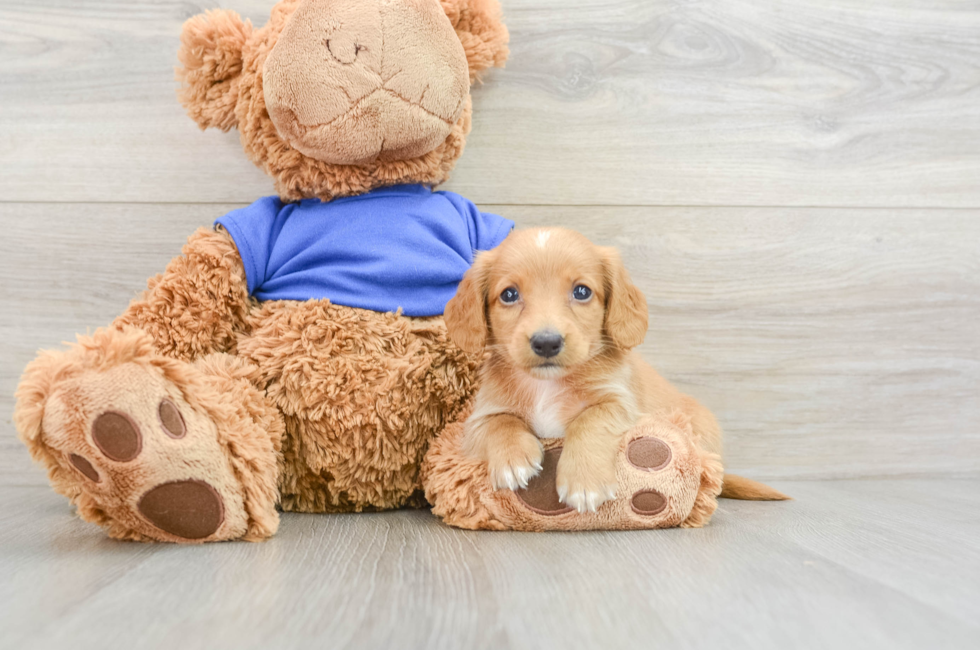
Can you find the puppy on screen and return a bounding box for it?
[444,227,727,514]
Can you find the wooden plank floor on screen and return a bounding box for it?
[1,480,978,650]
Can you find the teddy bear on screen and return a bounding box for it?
[13,0,511,543]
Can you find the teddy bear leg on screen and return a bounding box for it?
[14,326,283,543]
[423,408,718,531]
[237,304,482,514]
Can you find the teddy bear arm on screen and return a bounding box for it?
[113,227,252,360]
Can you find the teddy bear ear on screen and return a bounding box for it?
[441,0,509,82]
[176,10,253,132]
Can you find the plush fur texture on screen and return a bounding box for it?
[237,299,480,513]
[14,0,506,543]
[424,228,730,530]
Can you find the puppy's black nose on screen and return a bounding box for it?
[530,331,564,358]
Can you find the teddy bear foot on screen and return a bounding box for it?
[513,439,677,519]
[50,373,242,542]
[15,327,283,543]
[422,409,723,531]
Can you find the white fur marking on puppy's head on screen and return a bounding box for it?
[536,230,552,248]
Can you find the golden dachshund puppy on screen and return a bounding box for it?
[444,227,730,514]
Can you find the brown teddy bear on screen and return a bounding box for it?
[13,0,511,543]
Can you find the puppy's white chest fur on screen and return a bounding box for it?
[529,379,566,438]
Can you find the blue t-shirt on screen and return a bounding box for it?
[215,184,513,317]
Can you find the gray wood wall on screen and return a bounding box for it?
[2,0,978,486]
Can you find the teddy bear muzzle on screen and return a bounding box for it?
[263,0,470,165]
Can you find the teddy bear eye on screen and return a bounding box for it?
[572,285,592,301]
[500,287,520,304]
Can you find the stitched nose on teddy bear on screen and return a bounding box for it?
[263,0,469,165]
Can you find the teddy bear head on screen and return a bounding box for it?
[177,0,508,201]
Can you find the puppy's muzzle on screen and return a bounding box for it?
[530,331,564,359]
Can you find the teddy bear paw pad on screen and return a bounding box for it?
[137,480,224,540]
[69,453,101,482]
[630,489,668,516]
[91,411,142,461]
[515,448,573,515]
[157,399,187,438]
[627,437,671,472]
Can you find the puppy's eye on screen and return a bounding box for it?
[572,285,592,301]
[500,287,520,304]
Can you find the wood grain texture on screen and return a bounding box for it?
[3,203,978,486]
[1,481,978,649]
[2,0,980,206]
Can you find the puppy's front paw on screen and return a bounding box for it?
[487,435,544,491]
[556,456,618,513]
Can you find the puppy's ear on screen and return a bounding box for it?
[601,247,649,350]
[441,0,509,82]
[445,250,496,354]
[176,10,252,131]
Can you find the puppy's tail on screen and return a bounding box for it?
[720,474,791,501]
